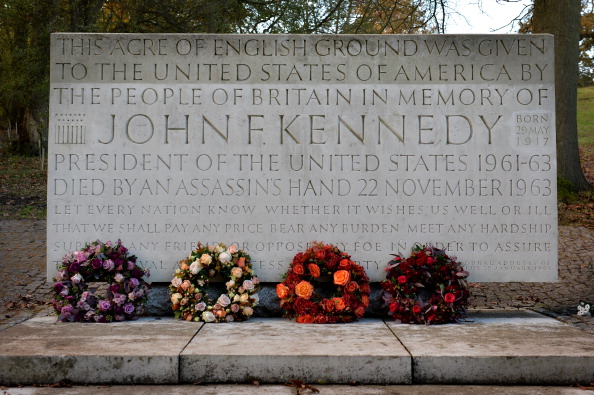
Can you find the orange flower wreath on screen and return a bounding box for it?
[276,242,370,324]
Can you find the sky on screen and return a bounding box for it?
[445,0,532,34]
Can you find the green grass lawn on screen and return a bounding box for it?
[578,86,594,150]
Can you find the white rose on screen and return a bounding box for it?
[219,251,232,264]
[71,273,83,284]
[199,254,212,265]
[242,280,254,290]
[233,294,240,302]
[217,294,231,307]
[225,280,235,289]
[202,311,216,322]
[189,261,202,274]
[240,294,249,303]
[171,277,182,288]
[114,273,124,283]
[251,293,260,305]
[215,245,224,253]
[243,307,254,316]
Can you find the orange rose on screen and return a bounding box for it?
[322,298,334,312]
[237,257,246,268]
[295,281,314,299]
[296,314,315,324]
[361,294,370,307]
[180,262,189,271]
[339,259,352,270]
[307,263,321,278]
[345,281,358,293]
[332,297,346,311]
[333,270,351,286]
[315,314,329,324]
[293,264,305,275]
[276,283,290,299]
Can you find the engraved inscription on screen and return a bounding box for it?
[48,34,558,282]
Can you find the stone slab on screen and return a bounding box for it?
[180,318,411,384]
[387,310,594,385]
[48,34,558,283]
[2,385,591,395]
[0,317,202,385]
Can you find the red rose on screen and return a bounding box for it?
[412,305,422,314]
[332,297,346,311]
[360,283,371,293]
[293,264,305,275]
[444,293,456,303]
[322,298,334,312]
[293,252,305,265]
[389,302,399,312]
[361,294,370,307]
[345,281,358,293]
[397,275,407,284]
[307,263,321,278]
[296,314,315,324]
[354,306,366,318]
[314,250,326,260]
[339,259,352,270]
[315,314,329,324]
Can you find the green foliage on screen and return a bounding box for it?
[558,177,579,203]
[578,86,594,150]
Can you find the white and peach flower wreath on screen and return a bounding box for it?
[169,243,260,322]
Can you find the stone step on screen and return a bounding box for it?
[0,310,592,386]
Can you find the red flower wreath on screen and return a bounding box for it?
[276,242,370,324]
[381,245,470,325]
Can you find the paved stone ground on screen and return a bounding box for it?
[0,220,592,332]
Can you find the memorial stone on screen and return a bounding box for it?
[48,33,558,282]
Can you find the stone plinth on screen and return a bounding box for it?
[48,34,558,283]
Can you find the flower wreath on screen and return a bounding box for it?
[381,244,470,325]
[170,243,260,322]
[52,240,150,323]
[276,242,371,324]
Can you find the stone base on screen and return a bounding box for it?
[0,311,592,385]
[145,282,386,317]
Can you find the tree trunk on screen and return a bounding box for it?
[532,0,591,191]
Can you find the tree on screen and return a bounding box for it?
[521,0,592,191]
[240,0,447,34]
